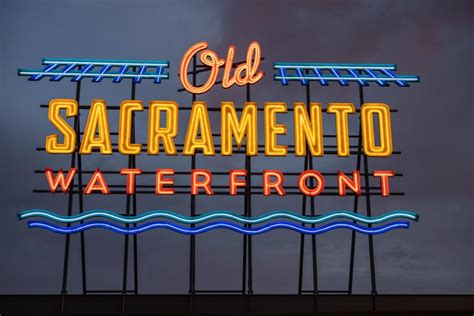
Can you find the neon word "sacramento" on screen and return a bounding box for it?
[45,100,394,157]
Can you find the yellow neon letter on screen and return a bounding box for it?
[264,102,287,156]
[183,102,215,155]
[327,103,355,156]
[79,100,112,155]
[118,100,143,155]
[45,99,78,154]
[361,103,393,157]
[294,102,323,156]
[221,102,257,156]
[148,101,178,155]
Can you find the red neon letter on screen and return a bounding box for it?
[338,171,361,196]
[298,170,325,196]
[45,168,76,193]
[229,169,247,195]
[84,169,110,194]
[263,170,285,196]
[191,169,214,195]
[179,42,223,94]
[373,170,394,197]
[120,168,142,194]
[156,169,175,195]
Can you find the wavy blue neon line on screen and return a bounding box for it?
[18,209,419,225]
[27,220,410,236]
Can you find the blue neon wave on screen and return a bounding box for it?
[27,220,410,236]
[18,209,419,225]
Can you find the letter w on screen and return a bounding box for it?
[45,168,77,193]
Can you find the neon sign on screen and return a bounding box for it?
[17,41,420,237]
[43,99,393,157]
[31,168,397,197]
[179,41,264,93]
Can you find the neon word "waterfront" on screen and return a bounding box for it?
[44,168,395,196]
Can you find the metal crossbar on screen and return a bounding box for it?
[18,58,169,84]
[274,63,419,87]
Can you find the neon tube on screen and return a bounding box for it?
[18,209,419,225]
[27,220,410,236]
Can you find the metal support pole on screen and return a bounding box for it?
[245,83,253,295]
[122,72,137,314]
[60,79,82,313]
[242,214,248,295]
[132,130,138,295]
[77,89,86,295]
[360,86,377,309]
[297,79,318,306]
[348,85,364,294]
[298,154,308,294]
[306,83,318,313]
[189,55,197,297]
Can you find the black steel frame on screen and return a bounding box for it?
[296,77,386,312]
[31,58,404,315]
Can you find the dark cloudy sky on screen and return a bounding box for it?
[0,0,472,294]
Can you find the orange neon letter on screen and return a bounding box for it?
[45,99,78,154]
[183,102,215,155]
[84,169,110,194]
[44,168,76,193]
[233,41,264,86]
[118,100,143,155]
[263,170,285,196]
[179,42,223,94]
[337,171,361,196]
[80,100,112,155]
[148,101,178,155]
[373,170,394,197]
[155,169,175,195]
[191,169,214,195]
[229,170,247,195]
[361,103,393,157]
[180,41,263,94]
[264,102,288,156]
[327,103,355,156]
[120,168,142,194]
[221,102,258,156]
[298,170,325,196]
[294,102,324,156]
